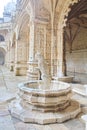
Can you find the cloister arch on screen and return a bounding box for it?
[17,13,30,63]
[55,0,81,77]
[14,1,34,76]
[56,0,87,83]
[17,0,34,38]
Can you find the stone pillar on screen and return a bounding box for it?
[27,19,49,80]
[57,27,65,77]
[5,51,8,67]
[14,39,28,76]
[51,17,54,76]
[9,46,15,71]
[5,49,10,69]
[14,39,19,75]
[27,21,38,80]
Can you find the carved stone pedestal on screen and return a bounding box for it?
[9,100,80,124]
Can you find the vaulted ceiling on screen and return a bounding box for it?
[66,0,87,30]
[42,0,87,19]
[42,0,59,12]
[65,0,87,50]
[67,0,87,21]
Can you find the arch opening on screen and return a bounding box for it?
[63,0,87,83]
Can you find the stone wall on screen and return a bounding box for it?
[66,27,87,83]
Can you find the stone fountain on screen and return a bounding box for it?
[9,53,81,124]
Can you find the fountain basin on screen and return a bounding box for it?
[9,80,81,124]
[18,81,71,112]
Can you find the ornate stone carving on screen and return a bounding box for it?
[36,7,50,22]
[59,0,81,27]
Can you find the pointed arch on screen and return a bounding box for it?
[17,0,34,38]
[57,0,81,28]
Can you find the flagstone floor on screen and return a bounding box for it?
[0,65,85,130]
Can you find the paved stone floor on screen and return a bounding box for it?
[0,65,85,130]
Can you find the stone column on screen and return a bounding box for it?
[51,16,54,77]
[14,39,19,75]
[9,46,15,71]
[27,20,38,80]
[5,50,9,68]
[14,39,28,76]
[57,27,65,77]
[6,49,10,69]
[27,19,50,80]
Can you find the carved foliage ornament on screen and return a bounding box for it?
[59,0,81,27]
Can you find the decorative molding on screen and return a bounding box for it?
[58,0,81,28]
[36,7,50,22]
